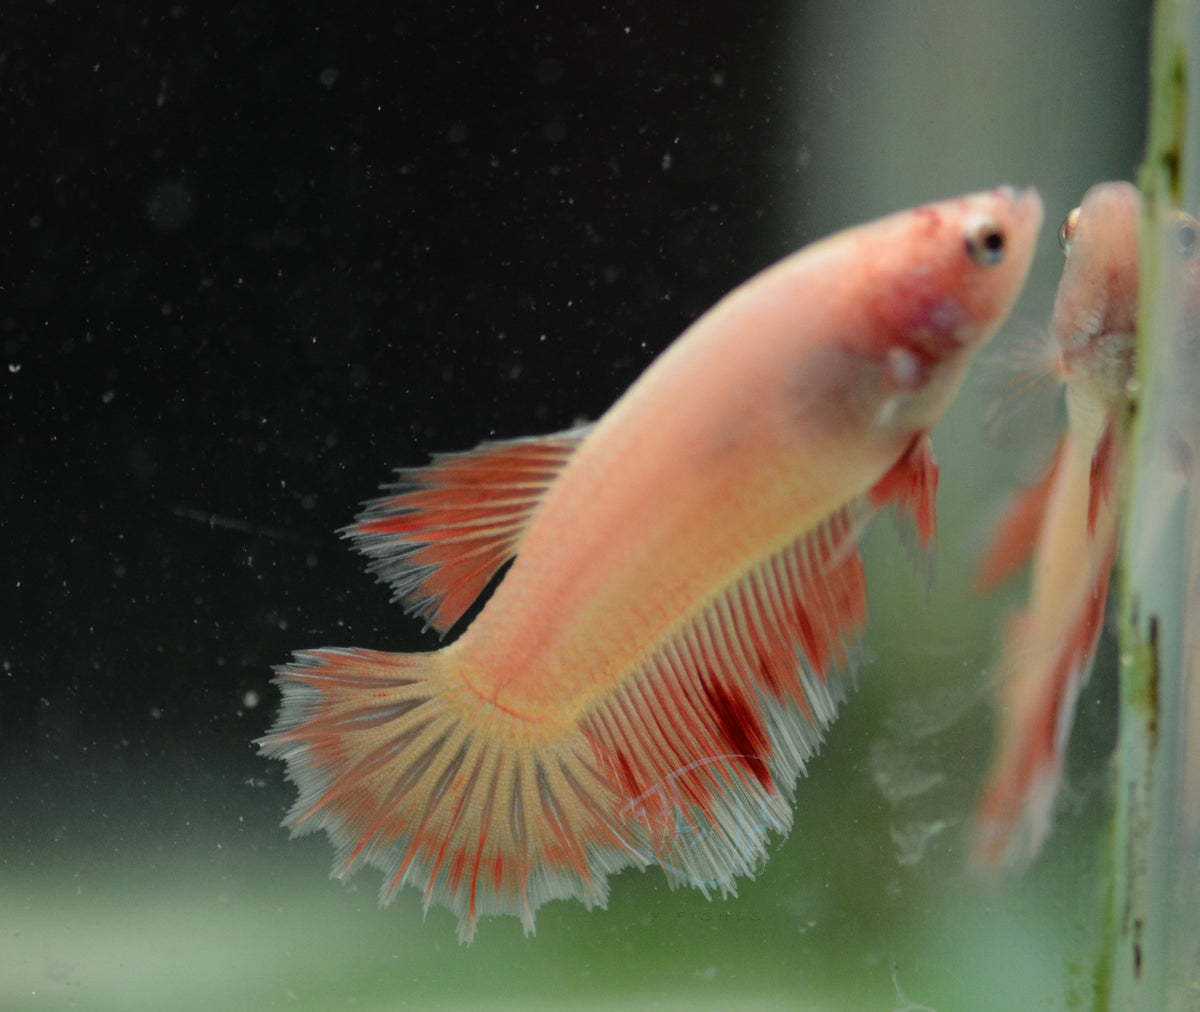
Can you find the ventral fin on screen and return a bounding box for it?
[868,433,939,550]
[580,504,870,891]
[346,425,591,633]
[1087,413,1120,542]
[975,440,1064,591]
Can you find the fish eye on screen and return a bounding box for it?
[1175,216,1198,261]
[964,215,1006,266]
[1058,207,1080,256]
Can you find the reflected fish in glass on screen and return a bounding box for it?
[973,182,1200,870]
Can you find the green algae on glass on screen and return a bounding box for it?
[1102,0,1200,1006]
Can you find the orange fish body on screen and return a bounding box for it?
[972,181,1139,870]
[261,186,1042,940]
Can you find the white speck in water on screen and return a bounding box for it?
[8,363,20,374]
[101,389,115,404]
[242,689,260,710]
[661,152,672,171]
[868,737,944,806]
[889,819,949,868]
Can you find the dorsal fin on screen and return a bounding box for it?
[975,440,1065,591]
[346,425,590,633]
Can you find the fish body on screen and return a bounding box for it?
[261,186,1042,940]
[972,181,1139,870]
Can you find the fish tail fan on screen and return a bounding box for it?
[971,551,1113,872]
[258,647,642,942]
[970,612,1067,871]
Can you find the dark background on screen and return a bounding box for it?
[4,2,824,853]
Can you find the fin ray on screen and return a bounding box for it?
[345,426,590,632]
[578,505,869,892]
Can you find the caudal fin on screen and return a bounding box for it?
[258,647,638,942]
[971,549,1114,872]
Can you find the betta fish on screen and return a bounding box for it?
[972,181,1140,870]
[260,186,1042,941]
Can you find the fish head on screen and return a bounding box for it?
[1051,181,1140,405]
[853,185,1043,437]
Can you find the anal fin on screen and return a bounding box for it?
[579,504,870,893]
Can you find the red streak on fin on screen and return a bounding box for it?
[975,441,1064,591]
[581,506,868,889]
[869,432,939,548]
[1087,413,1119,541]
[345,426,588,632]
[704,681,772,789]
[258,647,627,944]
[972,542,1115,871]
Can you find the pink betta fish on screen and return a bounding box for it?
[260,186,1042,941]
[972,181,1141,870]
